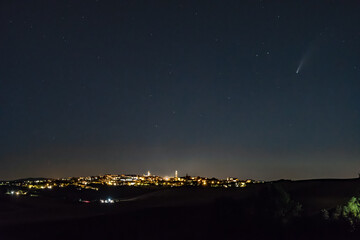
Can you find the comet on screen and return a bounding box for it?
[296,59,304,74]
[296,43,316,74]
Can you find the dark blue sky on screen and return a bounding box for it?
[1,0,359,180]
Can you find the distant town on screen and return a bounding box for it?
[0,171,263,203]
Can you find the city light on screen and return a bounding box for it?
[100,198,115,204]
[0,172,261,201]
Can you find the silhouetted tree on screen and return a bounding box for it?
[259,184,302,224]
[321,209,330,220]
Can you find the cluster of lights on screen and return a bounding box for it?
[100,198,115,204]
[6,190,27,196]
[0,172,260,193]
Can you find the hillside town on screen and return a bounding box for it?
[0,171,259,195]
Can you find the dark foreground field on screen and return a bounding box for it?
[1,179,360,240]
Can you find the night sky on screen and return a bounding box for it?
[1,1,360,180]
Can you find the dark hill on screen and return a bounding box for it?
[1,178,360,240]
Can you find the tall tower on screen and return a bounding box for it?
[147,171,151,176]
[175,170,178,178]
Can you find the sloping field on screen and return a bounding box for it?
[1,179,360,240]
[276,178,360,214]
